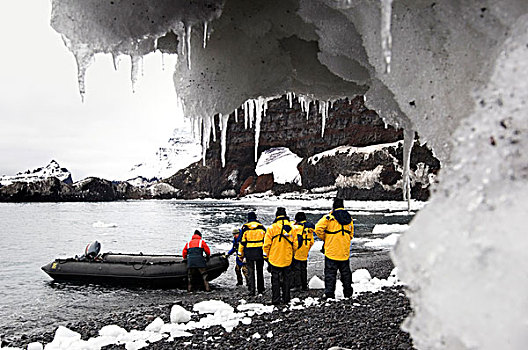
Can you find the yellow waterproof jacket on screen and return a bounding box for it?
[293,221,315,261]
[238,221,266,259]
[315,208,354,261]
[263,216,298,267]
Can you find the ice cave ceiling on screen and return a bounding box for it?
[50,0,528,349]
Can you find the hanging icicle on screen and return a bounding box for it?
[286,92,295,108]
[402,128,414,212]
[130,55,142,93]
[380,0,394,74]
[243,101,249,129]
[220,114,230,167]
[234,108,238,123]
[203,21,208,48]
[185,23,192,70]
[319,101,330,137]
[111,53,120,71]
[201,115,213,166]
[248,99,255,129]
[211,114,217,142]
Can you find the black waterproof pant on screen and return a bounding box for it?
[247,258,265,295]
[292,259,308,290]
[324,257,353,298]
[270,264,291,305]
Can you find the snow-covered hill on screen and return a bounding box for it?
[0,160,72,186]
[121,127,201,182]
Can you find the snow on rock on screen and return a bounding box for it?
[364,233,400,248]
[148,183,180,198]
[0,160,72,186]
[255,147,302,185]
[170,305,192,324]
[308,275,325,289]
[372,224,408,234]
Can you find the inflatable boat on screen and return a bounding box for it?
[41,252,229,288]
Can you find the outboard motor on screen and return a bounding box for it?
[84,241,101,260]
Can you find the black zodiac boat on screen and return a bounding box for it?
[41,242,229,288]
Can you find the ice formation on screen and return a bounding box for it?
[49,0,528,348]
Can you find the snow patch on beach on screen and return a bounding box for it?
[364,234,401,249]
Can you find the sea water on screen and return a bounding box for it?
[0,199,416,338]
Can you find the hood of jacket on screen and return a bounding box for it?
[332,209,352,225]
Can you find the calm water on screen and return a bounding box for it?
[0,199,414,338]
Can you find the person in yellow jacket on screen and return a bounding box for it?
[238,211,266,296]
[291,212,315,291]
[315,198,354,299]
[263,207,298,305]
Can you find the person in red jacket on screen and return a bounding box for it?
[182,230,211,292]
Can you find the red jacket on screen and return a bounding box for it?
[182,234,211,267]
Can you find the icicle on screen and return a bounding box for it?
[72,49,93,102]
[203,21,208,48]
[402,128,414,212]
[287,92,295,108]
[243,101,248,129]
[319,101,329,137]
[111,53,119,71]
[234,108,238,123]
[161,52,165,71]
[130,55,142,93]
[254,98,264,162]
[248,99,255,128]
[220,114,230,167]
[380,0,394,74]
[185,23,192,70]
[201,115,213,166]
[211,114,217,142]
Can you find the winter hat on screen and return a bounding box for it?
[232,229,239,235]
[295,212,306,222]
[332,197,344,210]
[194,230,202,237]
[247,211,257,221]
[275,207,287,217]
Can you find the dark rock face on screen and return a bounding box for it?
[0,177,73,202]
[72,177,118,201]
[166,95,419,199]
[299,141,441,201]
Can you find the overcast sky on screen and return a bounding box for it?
[0,1,187,181]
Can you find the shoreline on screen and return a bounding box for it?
[6,250,415,349]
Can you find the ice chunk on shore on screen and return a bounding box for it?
[193,300,234,314]
[45,326,81,349]
[364,233,400,248]
[372,224,408,234]
[308,275,324,289]
[27,343,43,350]
[170,304,192,323]
[352,269,372,283]
[145,317,165,332]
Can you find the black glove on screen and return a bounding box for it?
[266,262,272,273]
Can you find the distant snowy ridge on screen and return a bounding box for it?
[121,127,201,181]
[0,160,72,186]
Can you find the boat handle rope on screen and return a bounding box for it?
[133,260,148,270]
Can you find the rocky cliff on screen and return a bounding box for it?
[165,95,439,200]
